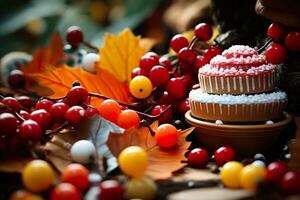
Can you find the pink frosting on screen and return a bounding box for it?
[199,45,276,77]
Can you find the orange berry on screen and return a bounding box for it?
[61,163,89,191]
[98,99,121,123]
[155,124,178,148]
[117,110,140,129]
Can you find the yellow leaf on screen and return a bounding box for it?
[98,28,153,83]
[107,121,194,180]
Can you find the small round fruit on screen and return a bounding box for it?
[267,22,289,42]
[265,161,288,185]
[99,180,123,200]
[81,53,99,73]
[20,110,30,120]
[240,165,266,190]
[10,190,43,200]
[170,34,189,53]
[98,99,121,123]
[17,96,35,109]
[129,76,153,99]
[149,65,169,86]
[61,163,89,191]
[159,56,173,71]
[8,69,25,88]
[194,55,209,71]
[118,146,148,178]
[194,23,213,41]
[30,109,51,129]
[166,78,186,99]
[281,171,300,194]
[139,55,159,72]
[22,159,55,192]
[85,105,98,118]
[35,99,54,111]
[49,102,70,121]
[131,67,148,79]
[187,148,209,168]
[66,26,83,47]
[19,120,42,142]
[2,97,20,112]
[155,124,178,149]
[65,106,85,125]
[220,161,243,188]
[117,109,140,129]
[125,176,157,200]
[285,31,300,51]
[178,47,197,64]
[0,112,18,136]
[66,86,88,105]
[214,146,235,166]
[150,104,173,124]
[203,46,222,60]
[51,183,81,200]
[265,43,287,64]
[70,140,96,164]
[178,99,190,114]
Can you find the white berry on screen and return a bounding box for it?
[81,53,99,73]
[70,140,96,164]
[252,160,266,168]
[215,120,223,125]
[265,120,274,125]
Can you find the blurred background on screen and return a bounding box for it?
[0,0,269,57]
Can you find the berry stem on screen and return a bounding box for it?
[83,41,99,52]
[188,36,198,50]
[140,119,155,136]
[135,105,171,120]
[45,121,69,136]
[257,38,273,53]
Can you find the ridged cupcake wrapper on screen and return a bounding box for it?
[198,70,277,95]
[189,99,287,122]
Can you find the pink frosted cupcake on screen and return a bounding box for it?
[198,45,278,95]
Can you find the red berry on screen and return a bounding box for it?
[149,65,170,86]
[265,43,287,64]
[194,23,213,41]
[194,55,209,71]
[179,74,194,89]
[19,120,42,142]
[8,69,25,88]
[85,105,98,118]
[144,52,160,61]
[178,47,197,64]
[180,63,194,75]
[214,146,235,166]
[166,78,186,99]
[159,91,176,106]
[159,56,173,71]
[265,161,288,186]
[155,124,178,149]
[20,110,30,120]
[170,34,189,53]
[67,86,88,106]
[285,31,300,51]
[17,96,35,109]
[281,171,300,194]
[203,46,222,60]
[0,113,17,137]
[131,67,148,79]
[49,102,70,122]
[150,104,173,124]
[99,180,123,200]
[65,106,85,125]
[61,163,89,191]
[178,99,190,114]
[267,22,289,42]
[35,99,54,111]
[139,55,159,72]
[2,97,20,112]
[66,26,83,47]
[51,183,81,200]
[187,148,209,168]
[30,109,51,129]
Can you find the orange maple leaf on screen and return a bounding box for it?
[22,33,64,74]
[107,121,194,180]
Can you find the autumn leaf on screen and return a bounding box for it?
[27,65,132,108]
[22,33,64,74]
[98,28,154,83]
[44,115,124,173]
[107,121,194,180]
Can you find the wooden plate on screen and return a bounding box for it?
[185,110,293,156]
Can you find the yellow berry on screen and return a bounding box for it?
[220,161,243,188]
[22,160,55,192]
[10,190,44,200]
[125,176,157,200]
[240,165,266,190]
[118,146,148,178]
[129,76,153,99]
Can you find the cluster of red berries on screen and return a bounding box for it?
[265,161,300,195]
[130,23,221,124]
[187,146,235,168]
[265,22,300,64]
